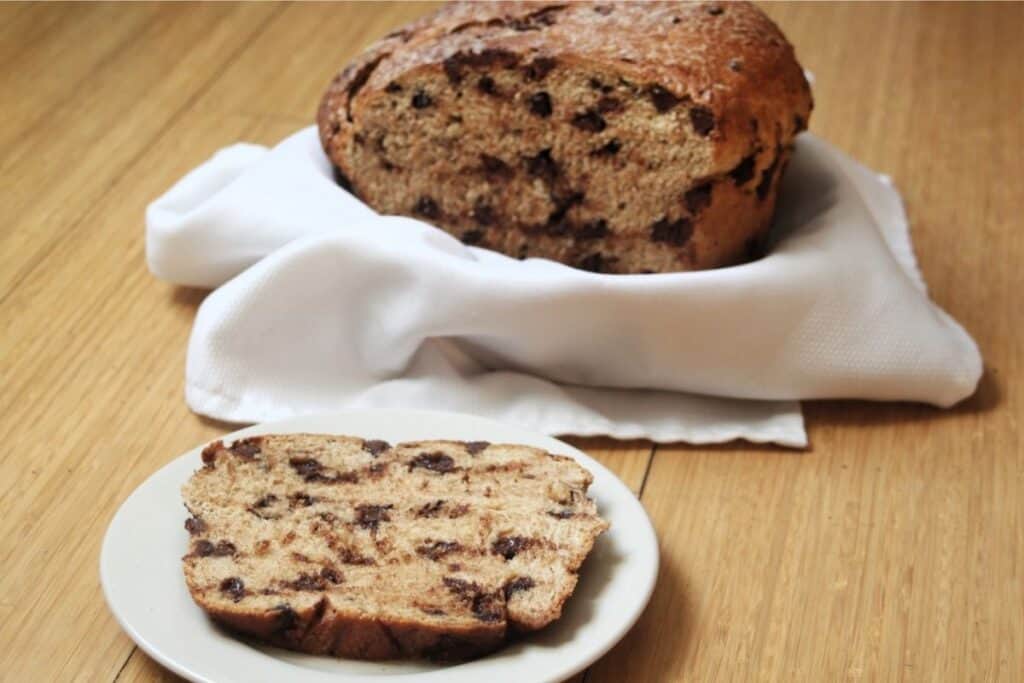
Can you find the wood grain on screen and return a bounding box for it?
[0,2,1020,682]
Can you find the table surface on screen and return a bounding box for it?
[2,2,1021,681]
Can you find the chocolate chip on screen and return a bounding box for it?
[253,494,278,509]
[480,154,513,179]
[546,191,584,228]
[571,109,606,132]
[525,148,558,182]
[578,219,609,239]
[339,547,375,565]
[411,90,433,109]
[290,572,327,591]
[201,441,221,466]
[651,217,694,246]
[684,183,713,214]
[290,492,315,507]
[213,541,236,557]
[705,3,724,15]
[320,566,344,584]
[193,540,215,557]
[729,155,757,185]
[547,508,575,519]
[362,439,390,456]
[409,452,457,474]
[591,138,622,156]
[417,500,446,517]
[289,457,323,480]
[417,540,462,561]
[672,16,681,24]
[523,56,557,81]
[689,106,715,135]
[385,81,402,93]
[517,244,529,260]
[597,96,622,113]
[471,201,495,227]
[443,58,463,84]
[794,113,807,132]
[413,196,440,219]
[477,76,497,95]
[651,217,690,246]
[230,438,262,459]
[578,253,608,273]
[472,592,504,622]
[503,576,536,599]
[220,577,245,601]
[272,604,297,632]
[465,441,490,455]
[355,504,393,532]
[492,535,531,560]
[729,59,743,72]
[443,576,479,598]
[185,516,206,536]
[648,85,680,113]
[461,229,485,245]
[528,91,553,117]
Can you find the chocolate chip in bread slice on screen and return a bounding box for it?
[181,434,609,661]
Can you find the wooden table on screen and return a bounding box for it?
[2,2,1021,681]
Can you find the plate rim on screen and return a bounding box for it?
[100,408,658,683]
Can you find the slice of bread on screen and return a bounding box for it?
[181,434,609,661]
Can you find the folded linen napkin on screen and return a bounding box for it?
[146,127,981,448]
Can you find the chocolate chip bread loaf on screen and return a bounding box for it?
[182,434,608,661]
[317,1,812,273]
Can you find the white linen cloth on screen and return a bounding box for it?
[146,127,981,448]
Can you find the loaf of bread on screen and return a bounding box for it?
[182,434,608,661]
[317,1,812,274]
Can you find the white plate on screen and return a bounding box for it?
[101,409,658,683]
